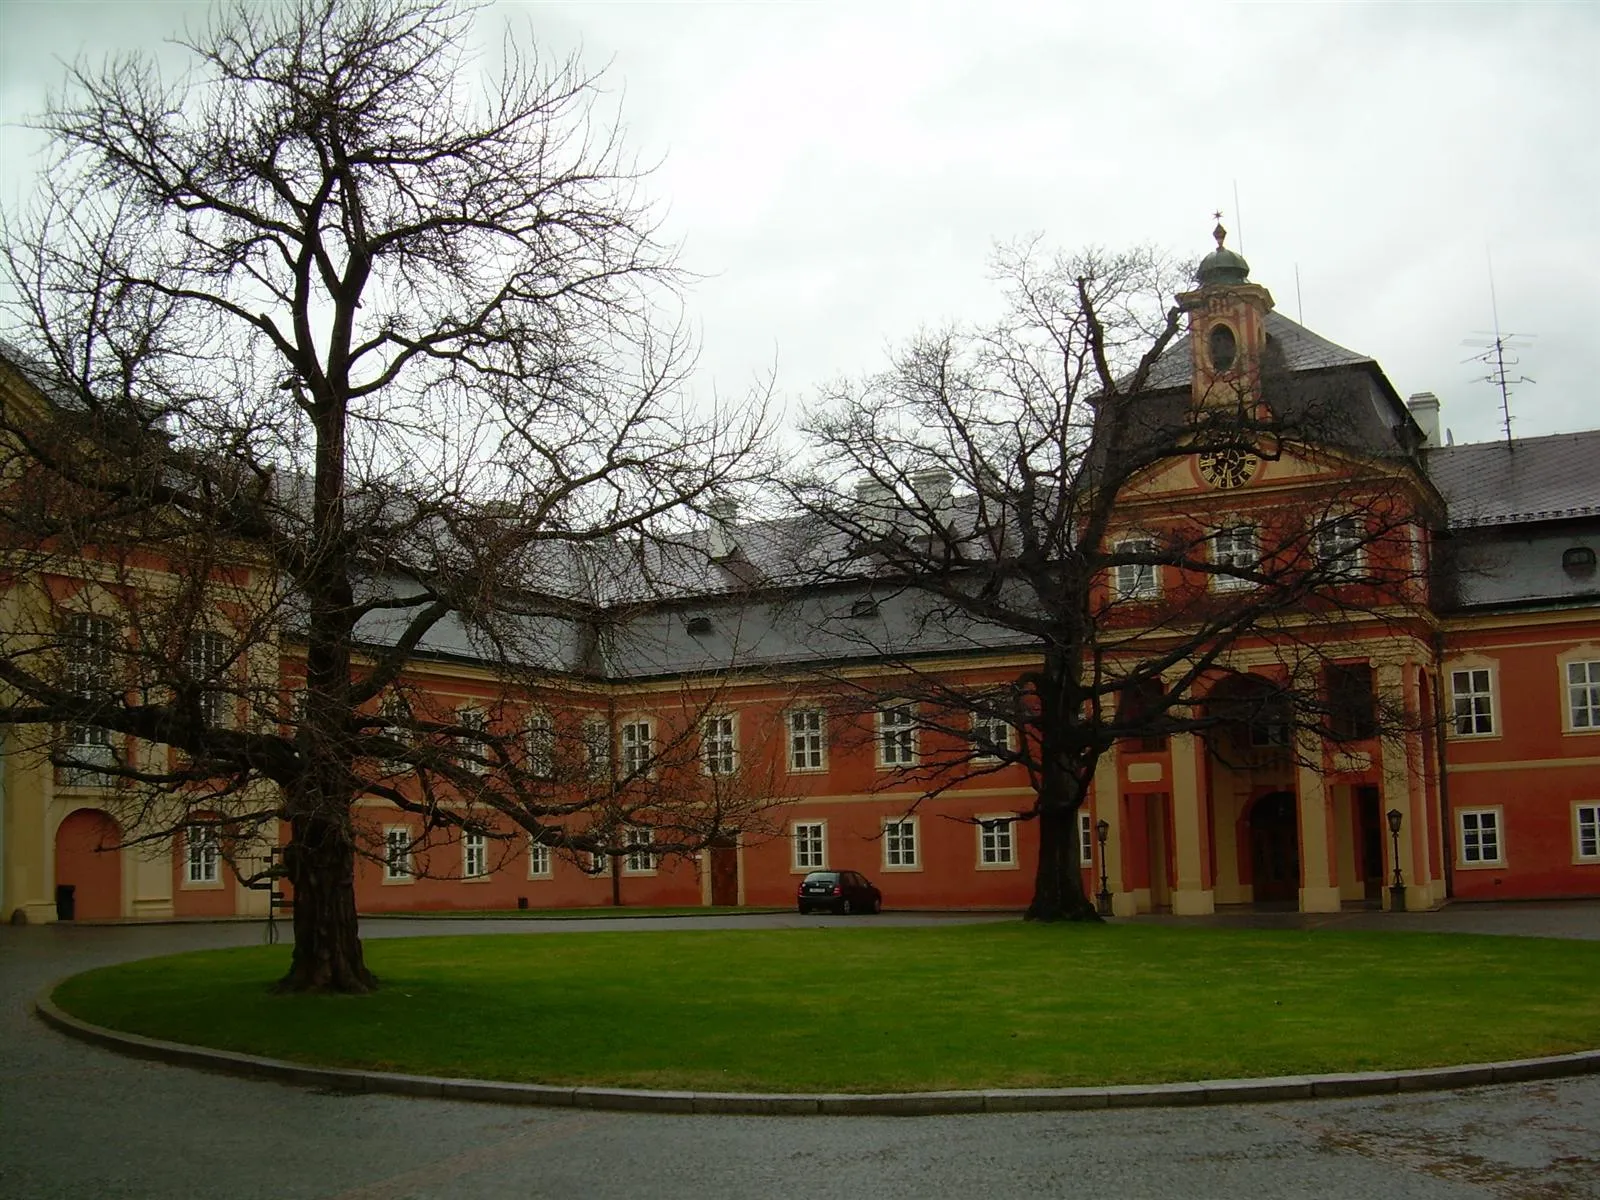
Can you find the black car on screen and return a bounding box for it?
[796,869,883,915]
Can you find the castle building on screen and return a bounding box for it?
[3,235,1596,922]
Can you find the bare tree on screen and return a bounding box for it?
[0,0,771,990]
[792,238,1437,921]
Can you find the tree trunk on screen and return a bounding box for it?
[1026,776,1102,922]
[276,811,376,994]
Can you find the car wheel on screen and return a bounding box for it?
[871,897,882,914]
[797,904,809,915]
[841,899,854,915]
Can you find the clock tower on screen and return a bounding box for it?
[1177,221,1275,415]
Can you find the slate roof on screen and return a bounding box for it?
[1424,431,1600,528]
[1139,311,1375,392]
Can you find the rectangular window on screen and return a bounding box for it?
[1451,668,1495,736]
[1327,663,1377,741]
[1575,804,1599,861]
[63,615,117,775]
[377,698,411,772]
[884,817,918,869]
[620,719,653,777]
[971,714,1013,761]
[184,630,230,727]
[792,821,826,870]
[625,827,656,874]
[528,840,552,878]
[1080,811,1095,869]
[583,719,611,779]
[456,708,488,775]
[978,816,1014,866]
[1113,538,1160,599]
[1316,515,1364,578]
[186,825,220,884]
[1568,661,1600,730]
[384,827,412,880]
[589,850,609,876]
[463,831,487,878]
[525,710,554,778]
[702,713,737,775]
[788,709,826,772]
[878,704,917,767]
[1459,809,1502,865]
[1210,525,1258,591]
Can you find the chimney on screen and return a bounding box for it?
[706,497,738,561]
[909,468,953,514]
[1407,392,1441,447]
[855,479,896,538]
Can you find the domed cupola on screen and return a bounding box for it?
[1196,222,1251,287]
[1177,215,1275,412]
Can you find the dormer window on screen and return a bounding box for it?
[1208,323,1237,372]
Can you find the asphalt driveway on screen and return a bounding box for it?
[3,904,1597,1199]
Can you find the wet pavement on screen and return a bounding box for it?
[3,906,1598,1199]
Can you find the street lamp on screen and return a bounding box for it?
[1386,808,1406,913]
[1095,818,1112,917]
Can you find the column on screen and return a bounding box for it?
[1375,662,1427,911]
[1167,732,1215,915]
[1294,730,1341,913]
[1095,753,1136,917]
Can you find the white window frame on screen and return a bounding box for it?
[976,813,1016,869]
[1113,538,1160,599]
[792,820,826,871]
[456,707,489,776]
[588,849,610,876]
[383,826,412,882]
[1079,811,1095,869]
[624,826,656,874]
[1565,659,1600,732]
[1316,514,1364,579]
[526,709,554,778]
[1449,666,1497,738]
[527,839,553,879]
[883,816,920,870]
[1573,803,1599,863]
[1458,807,1504,867]
[788,708,827,773]
[877,703,918,767]
[463,830,488,879]
[702,712,738,775]
[63,614,118,779]
[1210,524,1258,591]
[185,824,221,886]
[583,719,611,779]
[184,629,231,727]
[971,713,1013,762]
[620,718,654,777]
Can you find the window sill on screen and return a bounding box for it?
[381,875,414,886]
[1455,860,1506,871]
[976,860,1019,872]
[881,864,922,873]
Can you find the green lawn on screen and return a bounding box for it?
[52,924,1600,1092]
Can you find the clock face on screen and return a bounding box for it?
[1197,448,1259,489]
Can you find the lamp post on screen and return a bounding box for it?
[1386,807,1406,913]
[1095,818,1113,917]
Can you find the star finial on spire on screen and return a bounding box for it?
[1212,212,1227,249]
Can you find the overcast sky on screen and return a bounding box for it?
[2,1,1596,445]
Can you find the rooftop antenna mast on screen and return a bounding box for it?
[1461,249,1534,451]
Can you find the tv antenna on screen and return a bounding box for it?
[1461,249,1533,450]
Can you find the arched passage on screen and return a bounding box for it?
[54,808,123,919]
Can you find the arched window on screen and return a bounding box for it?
[1208,323,1237,371]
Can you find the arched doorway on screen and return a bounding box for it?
[1248,791,1298,904]
[54,809,123,919]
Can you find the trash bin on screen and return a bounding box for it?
[55,884,76,921]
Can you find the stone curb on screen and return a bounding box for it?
[35,990,1600,1116]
